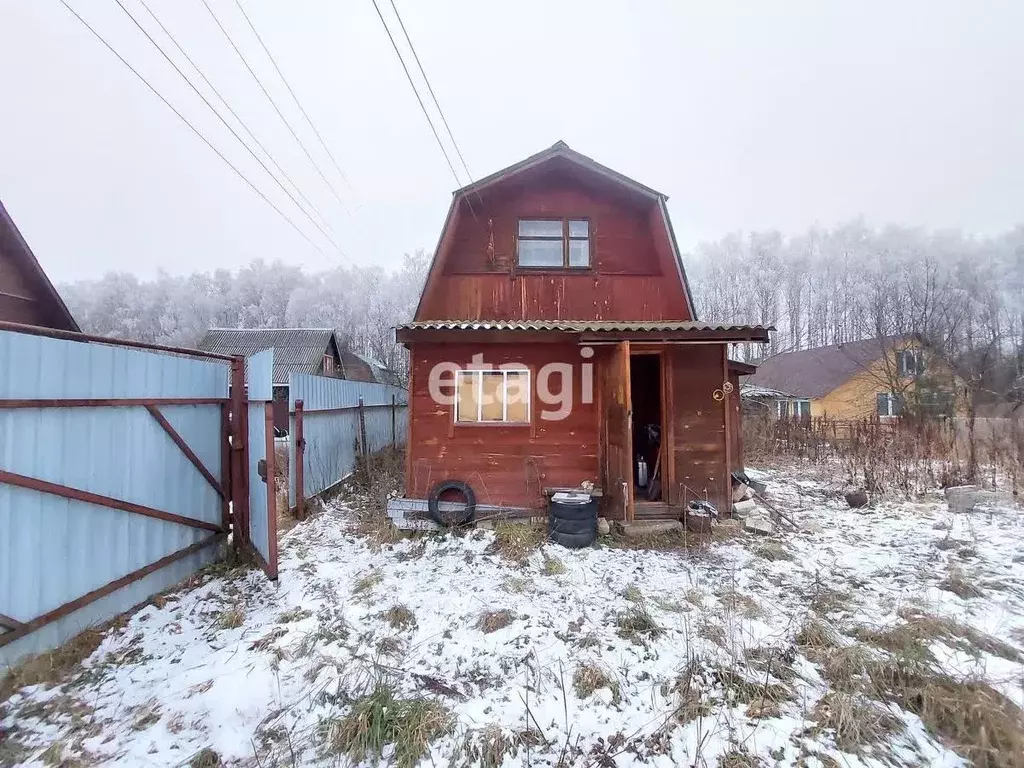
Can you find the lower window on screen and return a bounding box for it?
[455,369,530,424]
[877,392,904,417]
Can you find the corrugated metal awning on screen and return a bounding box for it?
[396,320,771,333]
[395,320,772,344]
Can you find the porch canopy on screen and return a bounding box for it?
[396,320,772,345]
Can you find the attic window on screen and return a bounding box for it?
[323,354,334,374]
[517,219,589,268]
[897,349,924,377]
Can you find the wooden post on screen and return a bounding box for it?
[390,394,397,447]
[722,346,732,513]
[357,396,368,458]
[294,399,305,521]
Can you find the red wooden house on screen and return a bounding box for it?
[396,142,769,521]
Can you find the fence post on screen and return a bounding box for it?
[391,394,397,447]
[229,356,249,550]
[220,402,231,532]
[295,399,306,521]
[357,396,368,458]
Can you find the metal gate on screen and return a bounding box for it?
[245,348,278,579]
[0,323,277,670]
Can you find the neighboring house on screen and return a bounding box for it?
[197,328,374,431]
[352,352,404,388]
[0,200,79,332]
[746,336,964,420]
[396,141,770,520]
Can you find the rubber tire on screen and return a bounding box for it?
[549,529,597,549]
[427,480,476,528]
[549,502,598,522]
[548,516,597,536]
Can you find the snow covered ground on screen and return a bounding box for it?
[3,462,1023,767]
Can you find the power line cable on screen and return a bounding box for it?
[198,0,350,215]
[368,0,462,187]
[136,0,334,235]
[59,0,331,259]
[111,0,343,257]
[230,0,355,195]
[387,0,473,187]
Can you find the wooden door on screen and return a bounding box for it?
[602,341,634,520]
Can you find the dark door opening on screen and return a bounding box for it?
[629,353,663,502]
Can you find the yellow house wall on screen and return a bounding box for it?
[808,342,965,419]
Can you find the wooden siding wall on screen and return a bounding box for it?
[406,343,599,509]
[0,249,57,327]
[417,170,691,322]
[668,345,729,512]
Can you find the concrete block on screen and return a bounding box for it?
[597,517,611,536]
[744,516,773,535]
[946,485,1013,513]
[733,499,757,517]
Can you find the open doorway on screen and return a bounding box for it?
[629,353,663,503]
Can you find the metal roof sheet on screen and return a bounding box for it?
[396,320,771,334]
[197,328,336,384]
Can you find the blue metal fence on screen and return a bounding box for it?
[288,374,407,509]
[0,329,230,670]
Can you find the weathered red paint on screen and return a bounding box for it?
[417,170,691,323]
[403,144,754,519]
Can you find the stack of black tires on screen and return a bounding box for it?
[548,493,598,548]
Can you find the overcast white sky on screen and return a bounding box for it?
[1,0,1022,282]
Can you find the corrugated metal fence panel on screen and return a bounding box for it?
[246,350,273,568]
[247,348,274,402]
[0,330,228,670]
[288,374,408,505]
[287,374,408,411]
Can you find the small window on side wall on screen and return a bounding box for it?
[897,349,924,377]
[877,392,904,417]
[455,369,531,424]
[323,354,334,374]
[517,219,589,269]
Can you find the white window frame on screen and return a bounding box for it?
[454,368,531,424]
[878,392,903,417]
[792,399,811,418]
[898,349,924,377]
[776,399,789,419]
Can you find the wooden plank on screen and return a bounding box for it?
[0,469,222,532]
[146,405,225,499]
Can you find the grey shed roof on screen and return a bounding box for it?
[746,336,903,400]
[197,328,336,385]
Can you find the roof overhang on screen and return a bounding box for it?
[396,321,772,347]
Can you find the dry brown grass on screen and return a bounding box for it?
[347,446,405,546]
[809,692,904,753]
[813,641,1024,768]
[616,604,664,644]
[795,615,841,653]
[352,569,384,596]
[853,609,1023,665]
[718,589,763,619]
[478,610,515,634]
[0,623,116,704]
[216,608,244,630]
[488,522,545,563]
[322,684,453,768]
[939,567,985,599]
[458,725,542,768]
[383,604,417,631]
[751,541,794,561]
[542,552,566,575]
[865,659,1024,768]
[572,661,621,703]
[717,746,764,768]
[277,607,313,624]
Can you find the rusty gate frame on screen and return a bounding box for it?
[0,320,258,649]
